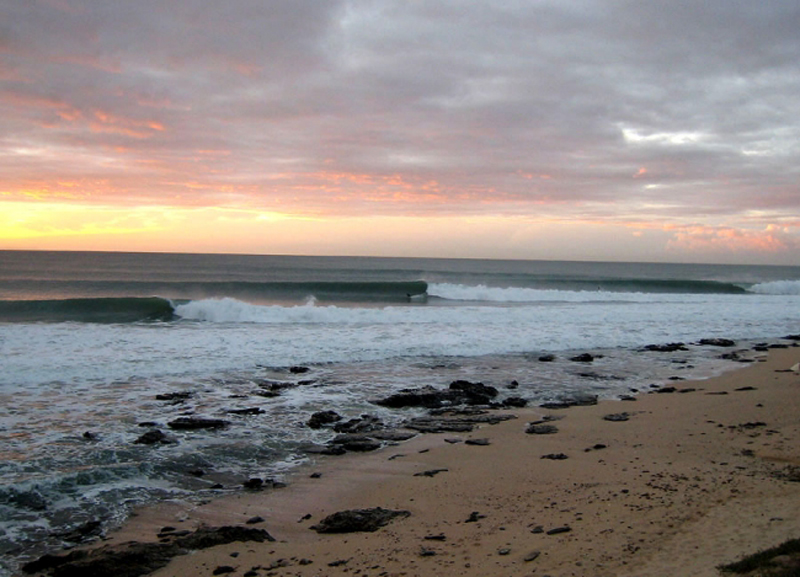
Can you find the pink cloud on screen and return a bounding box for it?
[665,224,797,255]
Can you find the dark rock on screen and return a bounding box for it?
[372,386,466,409]
[465,511,486,523]
[540,393,598,409]
[507,380,519,389]
[289,366,310,374]
[245,516,264,525]
[242,477,285,490]
[213,566,235,575]
[784,334,800,341]
[524,550,541,562]
[525,424,558,435]
[448,380,498,402]
[570,353,595,362]
[424,533,447,541]
[22,526,274,577]
[82,431,97,441]
[329,435,382,452]
[137,421,159,427]
[547,526,572,535]
[332,414,383,434]
[310,508,411,533]
[414,469,448,477]
[502,396,528,408]
[58,520,103,543]
[465,438,490,446]
[167,417,230,430]
[134,430,174,445]
[8,488,49,512]
[307,410,342,429]
[655,386,677,394]
[538,354,556,362]
[643,343,688,352]
[405,413,516,434]
[187,469,204,477]
[302,444,347,456]
[498,548,511,555]
[735,386,757,391]
[155,392,193,402]
[603,413,631,422]
[419,548,437,557]
[227,407,265,415]
[698,338,736,347]
[541,453,569,460]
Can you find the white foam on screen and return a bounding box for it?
[749,279,800,295]
[427,282,677,303]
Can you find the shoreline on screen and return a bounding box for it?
[23,345,800,577]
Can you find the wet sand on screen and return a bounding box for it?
[28,346,800,577]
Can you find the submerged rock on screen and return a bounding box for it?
[698,338,736,347]
[167,417,230,430]
[310,508,410,533]
[307,410,342,429]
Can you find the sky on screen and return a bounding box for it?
[1,0,799,264]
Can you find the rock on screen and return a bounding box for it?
[414,469,448,477]
[242,478,285,490]
[302,444,347,456]
[289,366,310,374]
[448,380,498,403]
[524,550,541,562]
[57,520,103,543]
[372,386,467,409]
[502,396,528,408]
[541,453,569,460]
[8,488,49,512]
[538,354,556,362]
[329,435,382,452]
[134,430,174,445]
[540,393,598,409]
[307,410,342,429]
[655,386,677,394]
[332,414,384,434]
[213,566,235,575]
[465,438,491,446]
[698,338,736,347]
[22,526,274,576]
[167,417,230,430]
[227,407,264,415]
[570,353,595,362]
[310,508,411,533]
[643,343,688,352]
[404,413,516,434]
[373,381,499,410]
[465,511,486,523]
[245,516,264,525]
[525,424,558,435]
[603,413,631,422]
[547,526,572,535]
[155,392,193,402]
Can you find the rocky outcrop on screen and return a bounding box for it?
[310,508,410,533]
[22,526,274,577]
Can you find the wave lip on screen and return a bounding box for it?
[0,297,175,324]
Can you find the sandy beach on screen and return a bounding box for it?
[24,345,800,577]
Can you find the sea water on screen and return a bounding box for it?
[1,251,799,574]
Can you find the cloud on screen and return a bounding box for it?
[1,0,799,262]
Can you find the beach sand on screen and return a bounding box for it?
[27,346,800,577]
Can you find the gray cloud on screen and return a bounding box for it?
[2,0,799,230]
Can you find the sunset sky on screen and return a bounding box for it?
[1,1,799,264]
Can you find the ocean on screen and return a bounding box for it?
[1,250,799,574]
